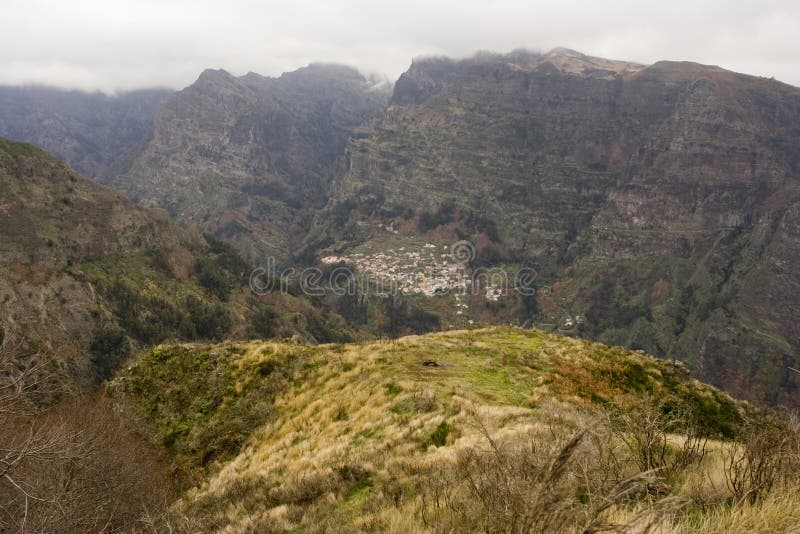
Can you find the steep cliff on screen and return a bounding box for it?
[116,64,389,261]
[322,49,800,406]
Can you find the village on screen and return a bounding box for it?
[324,240,517,325]
[321,242,473,297]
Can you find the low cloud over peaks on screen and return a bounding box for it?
[1,0,799,92]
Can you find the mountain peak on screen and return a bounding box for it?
[278,63,367,85]
[195,68,236,85]
[535,48,645,77]
[544,46,586,58]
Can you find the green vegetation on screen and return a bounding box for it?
[417,199,456,232]
[116,342,305,486]
[427,420,452,447]
[107,326,794,532]
[0,138,44,158]
[89,323,130,382]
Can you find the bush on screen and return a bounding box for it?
[184,295,232,341]
[334,291,369,325]
[427,420,451,448]
[0,387,170,532]
[104,280,183,344]
[420,414,683,533]
[608,396,709,488]
[418,200,456,232]
[203,233,250,276]
[147,247,173,275]
[725,414,800,504]
[374,297,440,337]
[196,257,234,300]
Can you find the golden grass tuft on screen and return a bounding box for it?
[115,326,797,533]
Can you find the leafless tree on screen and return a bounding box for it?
[0,329,170,532]
[724,414,799,505]
[607,396,709,488]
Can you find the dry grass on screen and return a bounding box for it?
[114,326,800,533]
[668,487,800,533]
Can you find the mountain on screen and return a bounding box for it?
[315,49,800,407]
[0,85,171,180]
[0,137,357,386]
[111,326,766,532]
[4,50,800,531]
[11,50,795,409]
[113,64,390,261]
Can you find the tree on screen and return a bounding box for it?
[0,330,169,531]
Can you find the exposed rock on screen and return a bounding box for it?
[324,49,800,407]
[115,64,390,261]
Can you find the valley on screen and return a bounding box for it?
[1,43,800,533]
[3,48,798,407]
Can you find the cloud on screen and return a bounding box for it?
[1,0,799,93]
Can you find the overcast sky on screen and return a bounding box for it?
[1,0,799,93]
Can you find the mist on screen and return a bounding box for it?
[1,0,799,92]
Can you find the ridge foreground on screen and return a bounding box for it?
[110,326,800,532]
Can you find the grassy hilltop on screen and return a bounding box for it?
[111,326,800,533]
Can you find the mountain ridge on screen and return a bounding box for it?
[0,85,171,180]
[114,63,391,261]
[111,325,753,532]
[315,49,800,407]
[0,137,360,385]
[3,50,799,408]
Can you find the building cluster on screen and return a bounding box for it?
[323,243,467,296]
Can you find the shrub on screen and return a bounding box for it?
[184,295,232,341]
[104,279,183,344]
[249,304,277,339]
[146,247,173,275]
[195,256,234,300]
[608,395,709,487]
[420,414,683,533]
[203,233,250,276]
[427,420,451,448]
[418,200,456,232]
[725,414,800,504]
[374,297,440,336]
[0,389,170,533]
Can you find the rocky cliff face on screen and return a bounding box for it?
[115,64,390,261]
[0,86,170,180]
[324,49,800,406]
